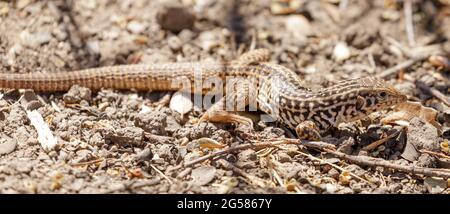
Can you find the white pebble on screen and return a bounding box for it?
[333,42,351,61]
[127,20,146,34]
[285,15,312,40]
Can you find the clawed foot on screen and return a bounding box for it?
[295,121,322,141]
[198,110,258,139]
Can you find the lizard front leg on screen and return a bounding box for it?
[199,79,254,128]
[199,92,254,128]
[232,48,271,66]
[295,121,322,141]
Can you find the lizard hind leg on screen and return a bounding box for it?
[232,48,271,66]
[199,108,254,128]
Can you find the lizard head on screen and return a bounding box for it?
[309,77,407,125]
[343,77,407,122]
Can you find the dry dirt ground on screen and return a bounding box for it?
[0,0,449,194]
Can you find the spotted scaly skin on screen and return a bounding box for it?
[0,49,407,139]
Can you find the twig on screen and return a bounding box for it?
[271,168,285,188]
[150,164,174,184]
[144,132,175,143]
[278,138,336,150]
[249,29,257,51]
[293,150,375,186]
[377,54,428,78]
[323,148,450,179]
[131,178,161,189]
[404,0,416,47]
[361,129,403,151]
[416,81,450,107]
[386,36,410,57]
[70,158,104,167]
[170,139,335,171]
[368,52,376,71]
[171,140,286,170]
[386,36,443,58]
[420,149,450,160]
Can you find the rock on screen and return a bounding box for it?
[135,108,181,135]
[20,90,43,111]
[277,152,292,163]
[157,6,196,32]
[167,36,183,51]
[169,91,192,115]
[135,148,153,161]
[0,99,9,109]
[17,0,32,9]
[2,89,21,101]
[278,162,305,179]
[86,40,100,55]
[424,177,447,193]
[285,15,312,41]
[178,29,195,43]
[104,107,116,118]
[325,183,337,193]
[333,42,351,61]
[20,30,52,49]
[237,149,257,162]
[271,0,303,15]
[328,168,340,180]
[417,154,437,168]
[63,85,92,104]
[191,166,216,186]
[58,150,69,162]
[182,122,230,143]
[337,137,355,155]
[0,139,17,155]
[105,127,144,146]
[400,139,420,162]
[127,20,146,34]
[198,30,221,51]
[407,117,440,150]
[135,110,167,135]
[71,179,85,192]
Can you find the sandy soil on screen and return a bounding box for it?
[0,0,449,194]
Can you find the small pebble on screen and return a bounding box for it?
[157,6,196,32]
[167,36,182,51]
[20,30,52,49]
[127,20,146,34]
[135,148,153,161]
[333,42,351,61]
[0,139,17,155]
[63,85,92,104]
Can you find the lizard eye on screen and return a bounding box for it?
[378,92,387,99]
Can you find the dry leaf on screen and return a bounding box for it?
[51,101,61,113]
[169,91,193,116]
[191,166,216,186]
[339,171,351,185]
[285,179,299,192]
[197,138,225,149]
[441,140,449,154]
[382,101,442,132]
[429,55,450,71]
[128,168,144,179]
[27,110,58,151]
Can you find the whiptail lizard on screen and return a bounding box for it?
[0,49,407,139]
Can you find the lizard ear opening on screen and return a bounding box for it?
[356,96,365,110]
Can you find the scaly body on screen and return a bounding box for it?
[0,49,407,139]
